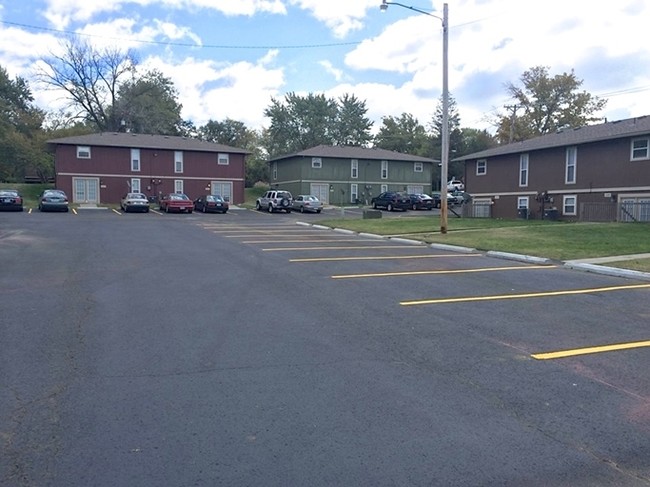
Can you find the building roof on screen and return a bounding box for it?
[269,145,437,163]
[455,115,650,161]
[47,132,250,154]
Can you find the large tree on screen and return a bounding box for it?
[112,70,183,135]
[198,118,268,185]
[496,66,607,143]
[373,113,429,156]
[263,92,373,157]
[36,39,137,131]
[0,66,46,182]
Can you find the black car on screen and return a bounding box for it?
[0,189,23,211]
[38,189,69,212]
[371,191,410,211]
[194,195,229,213]
[408,193,434,210]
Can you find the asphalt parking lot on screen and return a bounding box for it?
[2,208,649,486]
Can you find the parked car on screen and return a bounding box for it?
[38,189,69,212]
[408,193,434,210]
[447,179,465,191]
[450,190,472,205]
[292,195,323,213]
[371,191,411,211]
[256,190,293,213]
[159,193,194,213]
[194,195,229,213]
[120,192,150,213]
[0,189,23,211]
[430,191,457,208]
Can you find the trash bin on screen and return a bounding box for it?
[544,208,559,220]
[517,208,528,219]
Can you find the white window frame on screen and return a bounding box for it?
[131,148,140,172]
[351,159,358,179]
[414,162,423,173]
[131,178,141,192]
[350,183,358,203]
[174,180,184,194]
[563,195,577,216]
[631,138,650,161]
[174,151,183,173]
[312,157,322,169]
[476,159,487,176]
[519,154,529,187]
[77,146,91,159]
[381,160,388,179]
[272,163,278,180]
[517,196,529,209]
[218,153,229,165]
[380,184,388,193]
[565,147,577,184]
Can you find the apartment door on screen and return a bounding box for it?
[73,178,99,204]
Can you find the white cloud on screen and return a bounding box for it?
[143,51,285,130]
[319,60,344,82]
[289,0,378,38]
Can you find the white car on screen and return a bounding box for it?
[447,179,464,191]
[120,192,150,213]
[292,195,323,213]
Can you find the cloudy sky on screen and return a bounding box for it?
[1,0,649,134]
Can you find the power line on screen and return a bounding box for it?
[0,19,361,50]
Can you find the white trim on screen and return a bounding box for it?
[565,146,577,184]
[563,194,577,215]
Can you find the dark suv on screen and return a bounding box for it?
[256,190,293,213]
[370,191,410,212]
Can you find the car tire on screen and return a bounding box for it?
[202,206,206,213]
[268,204,273,213]
[373,202,378,209]
[316,209,321,214]
[300,206,305,213]
[412,204,417,210]
[387,203,394,212]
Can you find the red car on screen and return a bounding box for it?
[159,193,194,213]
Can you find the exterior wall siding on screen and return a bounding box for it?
[54,144,246,205]
[464,135,650,220]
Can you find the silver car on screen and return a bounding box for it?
[120,192,150,213]
[38,189,69,212]
[292,195,323,213]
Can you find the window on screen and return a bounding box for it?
[131,149,140,172]
[218,153,229,165]
[174,151,183,173]
[174,180,184,193]
[414,162,423,173]
[350,183,358,203]
[131,178,141,192]
[272,163,277,180]
[519,154,529,187]
[381,160,388,179]
[77,146,91,159]
[380,184,388,193]
[517,197,529,209]
[312,157,322,168]
[565,147,577,184]
[631,138,650,161]
[476,159,487,175]
[563,195,577,215]
[351,159,358,179]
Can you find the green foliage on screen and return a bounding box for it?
[373,113,430,156]
[263,92,373,157]
[496,66,607,143]
[113,70,183,135]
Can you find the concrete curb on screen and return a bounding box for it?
[430,243,477,254]
[564,262,650,281]
[388,237,425,245]
[486,251,553,265]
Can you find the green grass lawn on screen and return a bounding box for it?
[319,215,650,268]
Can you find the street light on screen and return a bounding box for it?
[380,0,449,234]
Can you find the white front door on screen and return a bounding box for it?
[310,183,329,204]
[73,178,99,204]
[212,181,233,202]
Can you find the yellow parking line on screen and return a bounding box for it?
[291,254,482,263]
[264,245,422,252]
[400,283,650,306]
[532,340,650,360]
[72,208,78,215]
[332,265,555,279]
[112,209,121,215]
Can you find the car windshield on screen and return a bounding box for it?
[45,190,65,197]
[305,196,318,201]
[278,192,291,198]
[208,195,224,202]
[0,190,18,196]
[128,193,146,199]
[170,194,189,200]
